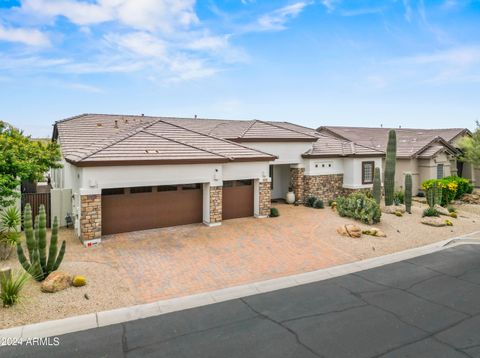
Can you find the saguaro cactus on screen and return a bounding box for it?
[373,167,381,204]
[384,129,397,206]
[17,204,66,281]
[405,173,412,214]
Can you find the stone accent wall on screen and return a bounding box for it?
[259,181,271,217]
[304,174,344,202]
[290,167,305,203]
[209,186,222,223]
[80,194,101,241]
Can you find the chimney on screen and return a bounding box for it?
[114,120,118,128]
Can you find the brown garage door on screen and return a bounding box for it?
[222,180,254,220]
[102,184,203,235]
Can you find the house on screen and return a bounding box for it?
[317,126,476,194]
[51,114,384,244]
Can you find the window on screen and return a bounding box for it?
[235,179,253,186]
[102,188,125,196]
[437,164,444,179]
[158,185,177,192]
[362,161,375,184]
[181,183,201,190]
[130,186,152,194]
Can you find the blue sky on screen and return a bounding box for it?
[0,0,479,137]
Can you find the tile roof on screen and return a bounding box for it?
[302,134,384,158]
[54,114,277,166]
[318,126,464,158]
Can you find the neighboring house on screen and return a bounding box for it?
[318,126,476,194]
[51,114,383,244]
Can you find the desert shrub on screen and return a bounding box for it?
[305,196,318,208]
[394,191,404,205]
[72,275,87,287]
[444,176,474,198]
[423,207,439,217]
[313,199,324,209]
[394,211,403,217]
[422,178,457,206]
[328,199,335,207]
[0,270,30,307]
[0,207,21,261]
[450,212,458,219]
[270,207,280,217]
[336,192,381,225]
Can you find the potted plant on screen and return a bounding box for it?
[286,187,295,204]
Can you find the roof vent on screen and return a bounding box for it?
[141,114,144,117]
[114,120,118,129]
[194,114,197,119]
[96,123,102,127]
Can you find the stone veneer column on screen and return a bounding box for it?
[290,167,305,204]
[209,186,222,224]
[259,181,272,217]
[80,194,102,242]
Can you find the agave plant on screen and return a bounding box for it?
[0,207,21,260]
[0,270,30,307]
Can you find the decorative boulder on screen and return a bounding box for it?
[434,205,450,216]
[421,217,447,227]
[337,224,362,238]
[41,271,72,293]
[383,205,406,215]
[362,227,387,237]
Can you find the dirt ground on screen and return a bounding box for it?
[1,200,479,329]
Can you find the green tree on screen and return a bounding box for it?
[0,121,62,207]
[459,121,480,167]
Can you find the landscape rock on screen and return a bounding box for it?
[421,217,447,227]
[362,227,387,237]
[460,193,480,205]
[434,205,450,216]
[337,224,362,238]
[382,205,406,215]
[41,271,72,293]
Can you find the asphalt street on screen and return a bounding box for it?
[2,244,480,358]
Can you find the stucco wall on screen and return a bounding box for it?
[343,157,383,189]
[246,142,313,165]
[304,158,344,176]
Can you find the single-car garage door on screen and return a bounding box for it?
[102,184,203,235]
[222,180,254,220]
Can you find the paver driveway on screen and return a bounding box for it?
[67,202,479,304]
[75,204,356,303]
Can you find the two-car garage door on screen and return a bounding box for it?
[102,184,203,235]
[101,180,255,235]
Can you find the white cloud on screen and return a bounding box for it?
[20,0,198,32]
[402,0,413,22]
[320,0,337,12]
[395,47,480,67]
[257,2,309,31]
[0,25,50,46]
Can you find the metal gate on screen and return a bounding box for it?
[21,193,51,228]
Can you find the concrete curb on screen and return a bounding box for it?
[1,231,479,340]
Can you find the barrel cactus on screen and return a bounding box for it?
[384,129,397,206]
[372,167,381,204]
[404,173,412,214]
[17,204,66,281]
